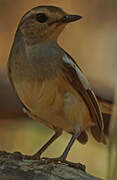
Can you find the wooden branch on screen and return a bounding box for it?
[0,151,103,180]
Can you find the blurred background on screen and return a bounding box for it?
[0,0,117,179]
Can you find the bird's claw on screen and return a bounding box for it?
[42,156,64,163]
[41,157,86,171]
[22,154,41,160]
[64,160,86,171]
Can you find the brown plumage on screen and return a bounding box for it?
[7,6,106,163]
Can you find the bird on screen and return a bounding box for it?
[7,5,106,164]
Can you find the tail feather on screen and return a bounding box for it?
[77,130,88,144]
[91,126,106,144]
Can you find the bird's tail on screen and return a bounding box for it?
[77,130,88,144]
[91,126,106,144]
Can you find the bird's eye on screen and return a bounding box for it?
[36,13,48,23]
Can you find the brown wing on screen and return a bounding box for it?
[62,53,106,144]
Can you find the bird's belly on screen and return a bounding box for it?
[14,79,60,113]
[13,78,73,131]
[63,91,92,132]
[13,76,92,132]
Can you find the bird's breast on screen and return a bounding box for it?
[8,42,92,133]
[11,70,62,116]
[10,64,92,133]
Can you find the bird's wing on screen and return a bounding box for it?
[62,52,106,143]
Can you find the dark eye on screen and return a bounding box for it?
[36,13,48,23]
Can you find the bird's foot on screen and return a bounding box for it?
[22,154,41,160]
[42,156,64,163]
[42,157,86,171]
[64,160,86,171]
[20,154,85,171]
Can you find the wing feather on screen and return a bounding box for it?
[62,52,106,143]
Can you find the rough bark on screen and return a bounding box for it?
[0,151,103,180]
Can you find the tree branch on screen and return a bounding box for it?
[0,151,103,180]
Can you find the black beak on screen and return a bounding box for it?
[62,14,82,23]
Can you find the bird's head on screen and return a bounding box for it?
[18,6,82,43]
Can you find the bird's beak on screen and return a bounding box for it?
[62,14,82,23]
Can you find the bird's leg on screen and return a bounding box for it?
[58,131,79,161]
[31,128,62,159]
[43,131,85,171]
